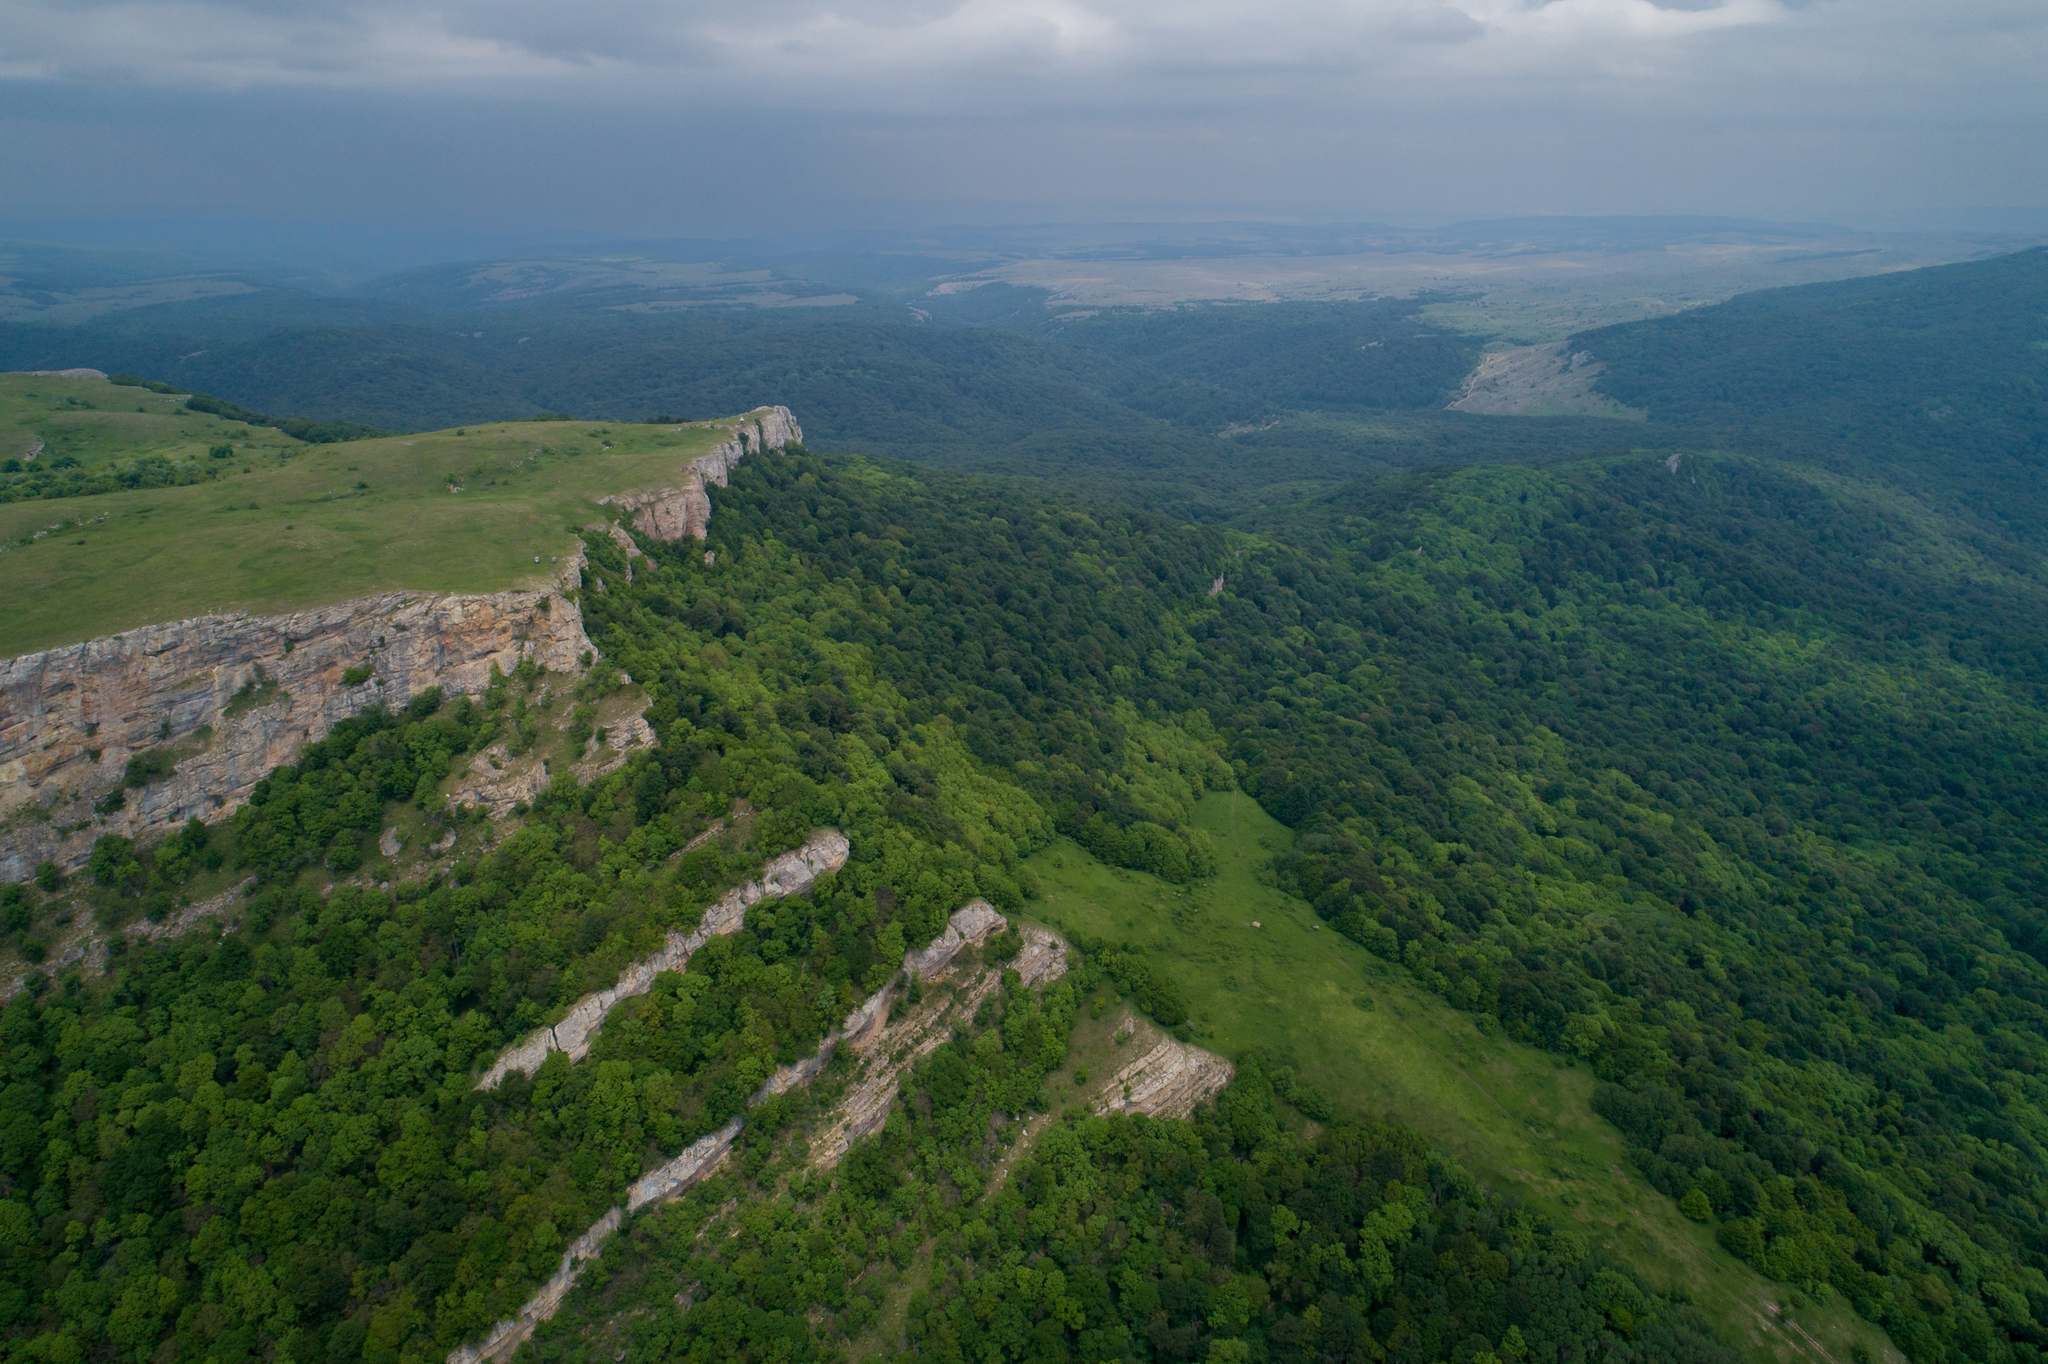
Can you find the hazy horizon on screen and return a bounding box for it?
[4,0,2045,239]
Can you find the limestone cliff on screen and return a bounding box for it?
[600,406,801,542]
[0,587,593,879]
[0,406,803,882]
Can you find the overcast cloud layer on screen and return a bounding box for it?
[0,0,2043,234]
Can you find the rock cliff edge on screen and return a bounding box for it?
[0,406,802,880]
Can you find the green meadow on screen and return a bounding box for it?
[1025,790,1904,1364]
[0,372,743,656]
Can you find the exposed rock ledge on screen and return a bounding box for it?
[0,584,592,880]
[448,900,1049,1364]
[1093,1017,1235,1120]
[0,406,806,883]
[600,406,802,542]
[476,829,851,1088]
[811,913,1068,1170]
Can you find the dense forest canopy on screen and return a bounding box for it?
[1576,246,2048,542]
[4,246,2048,1364]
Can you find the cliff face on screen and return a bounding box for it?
[0,405,800,883]
[0,588,594,879]
[600,406,801,542]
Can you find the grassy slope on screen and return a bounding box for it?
[0,373,748,656]
[1026,789,1905,1364]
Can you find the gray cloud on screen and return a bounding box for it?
[0,0,2041,230]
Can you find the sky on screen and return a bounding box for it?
[1,0,2044,238]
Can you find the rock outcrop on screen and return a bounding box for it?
[445,900,1046,1364]
[475,829,851,1088]
[0,586,593,880]
[1094,1019,1234,1120]
[600,407,801,543]
[812,915,1069,1169]
[1447,343,1639,418]
[1,406,805,883]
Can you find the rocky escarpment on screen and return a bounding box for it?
[811,912,1069,1170]
[0,586,593,880]
[447,900,1049,1364]
[1,406,804,883]
[1093,1016,1234,1120]
[600,406,801,542]
[476,829,851,1088]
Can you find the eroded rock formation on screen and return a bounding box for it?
[1094,1018,1234,1120]
[0,587,592,880]
[475,829,851,1088]
[812,916,1069,1169]
[446,901,1054,1364]
[600,407,802,543]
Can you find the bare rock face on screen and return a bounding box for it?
[1094,1018,1234,1120]
[600,407,802,543]
[0,586,594,879]
[903,899,1005,977]
[1,407,805,882]
[814,917,1069,1169]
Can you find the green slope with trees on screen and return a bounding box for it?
[3,374,2048,1364]
[1575,246,2048,543]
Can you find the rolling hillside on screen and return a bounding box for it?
[1576,246,2048,541]
[3,249,2048,1364]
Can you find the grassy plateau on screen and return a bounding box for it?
[0,372,752,656]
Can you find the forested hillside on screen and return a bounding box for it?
[9,436,2047,1362]
[0,297,1512,519]
[0,448,1741,1364]
[1577,247,2048,540]
[0,299,1476,443]
[6,247,2048,1364]
[1180,454,2048,1363]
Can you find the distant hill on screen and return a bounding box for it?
[1578,246,2048,540]
[0,299,1498,520]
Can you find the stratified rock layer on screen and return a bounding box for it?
[812,917,1069,1170]
[475,830,851,1088]
[446,901,1049,1364]
[1094,1019,1234,1120]
[0,587,592,879]
[0,406,804,883]
[600,407,801,542]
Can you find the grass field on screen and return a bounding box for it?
[0,372,748,656]
[1024,790,1903,1364]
